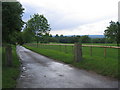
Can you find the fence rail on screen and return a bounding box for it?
[26,43,119,60]
[40,43,120,49]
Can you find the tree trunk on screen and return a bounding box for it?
[6,45,12,67]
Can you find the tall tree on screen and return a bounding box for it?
[25,14,51,46]
[104,21,120,46]
[2,1,24,66]
[2,2,24,44]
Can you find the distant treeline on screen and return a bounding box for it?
[25,34,115,44]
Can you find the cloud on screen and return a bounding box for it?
[19,0,119,35]
[50,18,116,35]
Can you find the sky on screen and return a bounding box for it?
[18,0,119,35]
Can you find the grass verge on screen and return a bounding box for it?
[2,45,20,88]
[24,45,119,79]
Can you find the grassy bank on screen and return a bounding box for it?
[24,44,119,79]
[2,45,20,88]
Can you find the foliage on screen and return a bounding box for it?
[104,21,120,46]
[80,35,91,43]
[22,27,35,43]
[2,2,24,44]
[42,35,114,44]
[24,14,51,44]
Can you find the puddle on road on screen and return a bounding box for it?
[58,74,64,77]
[22,67,26,71]
[20,74,26,78]
[49,62,73,70]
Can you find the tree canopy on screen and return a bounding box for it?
[2,2,24,44]
[23,14,51,44]
[26,14,51,36]
[104,21,120,46]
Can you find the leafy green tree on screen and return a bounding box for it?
[92,38,105,43]
[2,2,24,44]
[25,14,51,46]
[55,34,59,38]
[104,21,120,46]
[80,35,91,43]
[22,26,35,43]
[40,33,50,43]
[2,1,24,66]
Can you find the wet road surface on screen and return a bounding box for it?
[16,45,118,88]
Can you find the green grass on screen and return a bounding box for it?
[24,44,119,79]
[2,45,20,88]
[24,45,73,64]
[82,47,118,60]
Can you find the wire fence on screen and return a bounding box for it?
[25,43,119,60]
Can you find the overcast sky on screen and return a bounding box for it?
[19,0,119,35]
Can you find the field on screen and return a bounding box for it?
[2,45,20,88]
[24,43,119,79]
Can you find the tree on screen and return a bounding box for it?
[2,2,24,44]
[39,33,50,43]
[25,14,51,46]
[80,35,91,43]
[55,34,59,38]
[2,1,24,66]
[104,21,120,46]
[22,26,35,43]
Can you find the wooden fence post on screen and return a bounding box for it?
[50,45,52,49]
[59,45,61,51]
[72,45,74,54]
[104,47,106,58]
[44,44,46,49]
[90,46,92,56]
[65,45,67,53]
[39,44,41,48]
[74,43,83,62]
